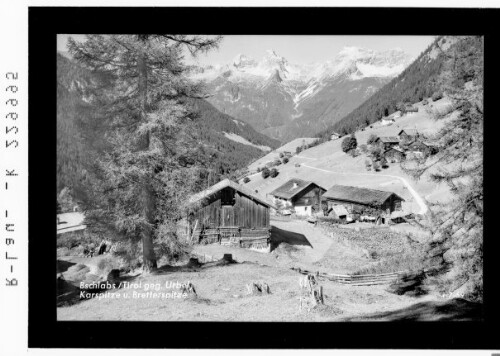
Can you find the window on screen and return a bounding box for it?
[221,188,235,206]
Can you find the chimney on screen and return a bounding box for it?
[292,182,299,189]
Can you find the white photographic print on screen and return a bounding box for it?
[55,34,484,322]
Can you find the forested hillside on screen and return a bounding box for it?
[57,53,277,194]
[317,37,448,137]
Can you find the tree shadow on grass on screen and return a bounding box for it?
[270,225,312,252]
[342,298,483,321]
[57,259,76,274]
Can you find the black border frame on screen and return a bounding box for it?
[29,6,500,349]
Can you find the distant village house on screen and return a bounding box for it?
[269,178,326,216]
[380,117,395,126]
[384,146,406,162]
[398,128,419,142]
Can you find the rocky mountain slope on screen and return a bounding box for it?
[192,47,413,141]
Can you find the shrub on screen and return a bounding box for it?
[282,157,289,164]
[274,159,282,166]
[261,167,270,179]
[364,159,372,168]
[380,157,389,168]
[279,152,284,158]
[349,148,360,157]
[373,161,381,172]
[369,146,383,161]
[243,177,250,183]
[341,134,357,153]
[359,144,368,154]
[257,167,262,173]
[422,98,429,105]
[296,146,302,154]
[367,134,378,145]
[270,168,279,178]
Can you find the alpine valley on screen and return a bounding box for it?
[191,47,413,141]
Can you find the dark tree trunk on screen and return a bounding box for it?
[137,48,157,272]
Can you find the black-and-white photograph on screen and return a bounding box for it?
[55,34,483,322]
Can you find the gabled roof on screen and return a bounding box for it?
[384,146,405,154]
[376,136,400,143]
[188,179,274,208]
[270,178,325,200]
[398,128,418,136]
[322,185,404,207]
[331,132,341,136]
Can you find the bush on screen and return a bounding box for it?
[282,157,289,164]
[359,144,368,154]
[274,159,282,166]
[261,168,270,179]
[243,177,250,183]
[373,161,381,172]
[380,157,389,168]
[270,168,279,178]
[422,99,429,105]
[369,146,383,161]
[296,146,302,154]
[257,167,262,173]
[341,134,357,153]
[279,152,284,158]
[349,148,360,157]
[367,134,378,145]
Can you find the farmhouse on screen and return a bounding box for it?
[269,178,326,216]
[186,179,274,251]
[384,146,406,162]
[322,185,404,216]
[408,141,439,157]
[398,128,419,142]
[374,136,400,150]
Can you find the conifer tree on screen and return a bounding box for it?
[402,36,483,301]
[67,35,221,272]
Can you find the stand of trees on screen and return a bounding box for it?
[66,35,222,272]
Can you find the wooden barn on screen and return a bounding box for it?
[269,178,326,216]
[185,179,274,251]
[322,185,404,218]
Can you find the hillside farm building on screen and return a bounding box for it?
[269,178,326,216]
[380,118,395,126]
[398,128,419,142]
[186,179,274,251]
[322,185,404,219]
[375,136,400,150]
[384,146,406,162]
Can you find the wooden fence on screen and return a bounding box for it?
[291,265,444,286]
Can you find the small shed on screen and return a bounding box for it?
[380,118,395,126]
[186,179,274,251]
[322,185,405,215]
[329,205,349,221]
[269,178,326,216]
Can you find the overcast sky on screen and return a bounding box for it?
[58,35,436,65]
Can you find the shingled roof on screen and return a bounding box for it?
[270,178,325,200]
[376,136,400,143]
[322,185,404,207]
[398,129,418,136]
[188,179,274,208]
